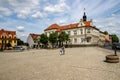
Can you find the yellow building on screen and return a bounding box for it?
[0,29,17,49]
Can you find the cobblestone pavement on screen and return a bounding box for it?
[0,47,120,80]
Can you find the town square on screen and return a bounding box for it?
[0,0,120,80]
[0,47,120,80]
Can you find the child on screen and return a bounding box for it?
[59,45,65,55]
[60,49,62,55]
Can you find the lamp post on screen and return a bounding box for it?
[84,27,86,47]
[114,46,117,56]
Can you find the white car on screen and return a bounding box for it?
[13,46,25,51]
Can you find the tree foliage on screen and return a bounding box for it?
[39,32,69,48]
[39,34,48,45]
[17,38,24,45]
[49,32,58,47]
[103,31,108,35]
[111,34,119,43]
[58,31,69,46]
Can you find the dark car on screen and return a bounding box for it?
[112,43,120,50]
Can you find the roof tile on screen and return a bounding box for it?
[45,21,92,32]
[30,33,40,40]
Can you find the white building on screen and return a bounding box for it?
[27,33,40,48]
[44,12,110,47]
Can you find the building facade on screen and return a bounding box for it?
[0,29,17,49]
[27,33,40,48]
[44,12,110,47]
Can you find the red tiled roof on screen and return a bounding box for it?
[60,23,79,30]
[44,21,92,32]
[83,21,91,27]
[44,24,60,31]
[30,33,40,40]
[0,29,16,37]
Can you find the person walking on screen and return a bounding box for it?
[61,45,65,55]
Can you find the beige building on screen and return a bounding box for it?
[44,12,110,47]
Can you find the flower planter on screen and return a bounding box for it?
[106,55,119,63]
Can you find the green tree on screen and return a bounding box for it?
[111,34,119,43]
[49,32,58,48]
[39,34,48,47]
[103,31,109,35]
[17,39,24,45]
[58,31,69,46]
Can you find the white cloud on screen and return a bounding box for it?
[58,19,67,25]
[0,0,41,18]
[44,0,70,13]
[89,13,120,40]
[0,7,12,16]
[16,26,25,32]
[32,12,43,18]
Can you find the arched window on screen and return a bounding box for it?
[2,36,4,39]
[74,38,77,43]
[80,29,83,34]
[87,29,91,33]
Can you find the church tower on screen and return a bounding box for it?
[83,8,87,21]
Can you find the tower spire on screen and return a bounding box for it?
[83,8,87,21]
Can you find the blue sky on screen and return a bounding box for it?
[0,0,120,42]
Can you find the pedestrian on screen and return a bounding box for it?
[61,45,65,55]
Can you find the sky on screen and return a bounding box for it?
[0,0,120,42]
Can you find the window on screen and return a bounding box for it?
[67,31,71,35]
[34,40,37,43]
[8,40,12,43]
[14,40,16,43]
[74,38,77,43]
[81,38,84,43]
[87,29,91,33]
[80,29,83,34]
[73,30,77,35]
[86,37,91,42]
[2,36,4,39]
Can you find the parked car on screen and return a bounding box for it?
[13,46,25,51]
[112,43,120,50]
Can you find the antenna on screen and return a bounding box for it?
[84,8,86,12]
